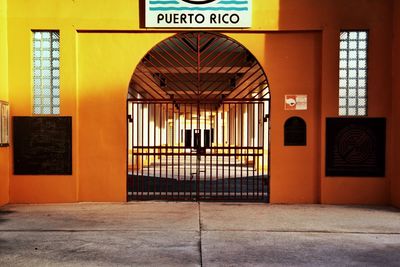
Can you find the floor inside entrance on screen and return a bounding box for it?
[130,155,258,180]
[1,203,400,266]
[128,154,268,200]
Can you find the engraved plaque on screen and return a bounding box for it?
[13,116,72,175]
[326,118,386,177]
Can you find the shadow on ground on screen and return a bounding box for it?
[0,209,14,224]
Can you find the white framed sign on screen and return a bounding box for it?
[0,100,9,147]
[284,95,308,111]
[145,0,252,28]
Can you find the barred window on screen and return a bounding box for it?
[33,31,60,115]
[339,30,368,116]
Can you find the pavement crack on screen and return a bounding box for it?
[0,229,200,233]
[202,229,400,235]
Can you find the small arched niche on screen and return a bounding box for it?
[284,116,307,146]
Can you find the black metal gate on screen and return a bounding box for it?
[127,32,270,201]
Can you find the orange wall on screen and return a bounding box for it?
[0,0,9,206]
[77,33,172,201]
[318,3,392,205]
[392,1,400,208]
[5,0,396,205]
[0,147,8,206]
[7,18,78,203]
[278,0,393,205]
[265,32,321,203]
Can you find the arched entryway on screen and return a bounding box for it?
[127,32,270,201]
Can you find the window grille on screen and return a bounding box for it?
[33,31,60,115]
[339,30,368,116]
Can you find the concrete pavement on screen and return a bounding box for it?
[0,202,400,266]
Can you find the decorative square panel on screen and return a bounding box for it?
[326,118,386,177]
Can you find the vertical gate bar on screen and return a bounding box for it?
[194,34,216,61]
[127,102,131,198]
[248,102,250,200]
[134,103,137,199]
[254,102,258,199]
[228,103,231,199]
[133,103,136,199]
[209,104,212,199]
[190,103,193,200]
[172,105,175,200]
[215,105,219,199]
[177,104,180,199]
[128,101,131,200]
[240,103,243,200]
[251,103,258,198]
[267,100,271,203]
[153,104,156,198]
[166,103,169,199]
[136,103,140,199]
[196,102,200,199]
[248,102,252,199]
[127,101,128,200]
[159,104,162,199]
[184,104,187,198]
[256,102,262,201]
[234,103,237,199]
[197,33,201,198]
[261,102,265,198]
[257,102,261,200]
[204,103,207,198]
[141,103,144,199]
[147,104,150,198]
[131,102,134,200]
[222,104,225,199]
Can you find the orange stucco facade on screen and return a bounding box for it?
[0,0,399,206]
[0,0,9,206]
[392,0,400,208]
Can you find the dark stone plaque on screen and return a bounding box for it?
[13,116,72,175]
[325,118,386,177]
[284,117,306,146]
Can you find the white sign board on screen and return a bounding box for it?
[145,0,252,28]
[284,95,308,111]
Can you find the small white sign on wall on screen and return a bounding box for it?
[145,0,252,28]
[284,95,308,111]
